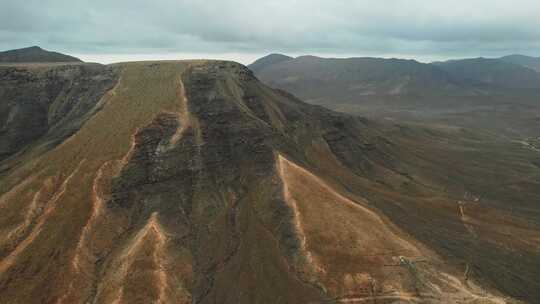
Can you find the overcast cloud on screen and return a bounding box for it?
[1,0,540,64]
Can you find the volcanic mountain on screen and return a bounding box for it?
[249,54,540,136]
[0,58,539,303]
[247,53,293,74]
[0,46,82,63]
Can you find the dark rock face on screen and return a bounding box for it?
[0,63,119,163]
[107,62,325,303]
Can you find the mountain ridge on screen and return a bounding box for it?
[500,54,540,72]
[248,53,292,73]
[250,53,540,93]
[248,53,540,136]
[433,57,540,89]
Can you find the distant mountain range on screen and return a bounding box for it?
[250,55,468,105]
[433,57,540,89]
[0,46,82,63]
[500,54,540,72]
[249,54,540,103]
[248,53,540,136]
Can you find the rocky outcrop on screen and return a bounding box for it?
[0,63,119,164]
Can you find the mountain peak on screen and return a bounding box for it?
[0,45,82,63]
[248,53,292,73]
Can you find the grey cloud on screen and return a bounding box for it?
[1,0,540,61]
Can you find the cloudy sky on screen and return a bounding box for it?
[1,0,540,64]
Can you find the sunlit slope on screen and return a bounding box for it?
[0,62,193,302]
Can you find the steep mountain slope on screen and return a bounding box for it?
[0,46,82,63]
[0,63,118,163]
[0,60,539,303]
[500,55,540,73]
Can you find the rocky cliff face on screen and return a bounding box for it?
[0,63,118,164]
[0,61,538,303]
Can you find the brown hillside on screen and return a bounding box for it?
[0,60,538,303]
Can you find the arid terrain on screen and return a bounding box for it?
[0,47,539,303]
[250,54,540,138]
